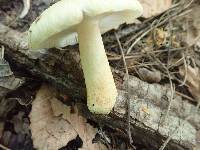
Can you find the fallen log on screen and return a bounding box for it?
[0,23,198,150]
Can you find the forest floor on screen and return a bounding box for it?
[0,0,200,150]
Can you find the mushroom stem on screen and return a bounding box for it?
[77,19,118,114]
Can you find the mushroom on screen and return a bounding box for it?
[28,0,143,114]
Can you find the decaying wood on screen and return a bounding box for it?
[0,23,198,150]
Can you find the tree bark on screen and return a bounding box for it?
[0,23,198,150]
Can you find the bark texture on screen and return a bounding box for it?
[0,23,198,150]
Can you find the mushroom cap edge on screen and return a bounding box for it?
[28,0,143,49]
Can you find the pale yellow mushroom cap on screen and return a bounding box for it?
[28,0,143,49]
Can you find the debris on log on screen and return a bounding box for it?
[0,23,198,150]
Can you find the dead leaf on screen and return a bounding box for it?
[179,65,200,101]
[138,67,161,83]
[50,92,107,150]
[30,84,107,150]
[139,0,172,18]
[30,85,77,150]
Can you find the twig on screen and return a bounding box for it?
[125,0,193,55]
[161,10,175,124]
[184,0,194,9]
[115,32,134,147]
[126,14,165,54]
[168,55,184,69]
[167,11,173,67]
[179,53,188,86]
[128,62,155,69]
[162,77,175,124]
[159,126,179,150]
[188,34,200,47]
[126,28,152,54]
[175,91,194,102]
[124,2,180,47]
[19,0,31,18]
[160,66,176,124]
[108,47,186,61]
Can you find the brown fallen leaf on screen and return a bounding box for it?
[138,67,161,83]
[30,84,107,150]
[30,85,77,150]
[179,65,200,101]
[139,0,172,18]
[50,92,107,150]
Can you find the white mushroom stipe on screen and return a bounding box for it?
[28,0,143,114]
[77,20,117,114]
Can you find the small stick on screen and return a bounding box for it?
[159,126,179,150]
[19,0,31,18]
[115,32,134,146]
[167,10,173,68]
[126,0,193,55]
[126,28,152,55]
[179,53,188,86]
[175,91,194,102]
[162,77,175,124]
